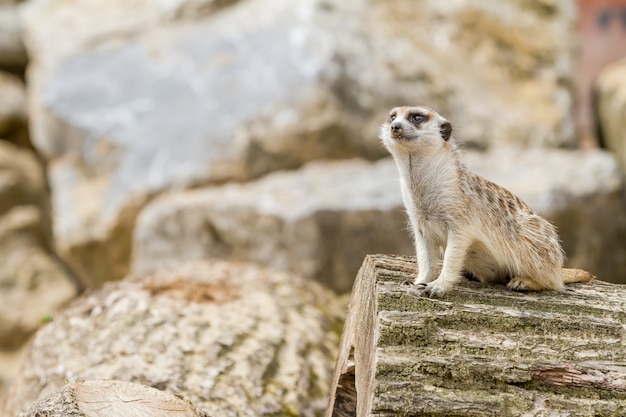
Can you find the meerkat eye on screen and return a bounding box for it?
[388,113,396,123]
[411,114,426,124]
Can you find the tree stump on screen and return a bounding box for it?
[18,380,209,417]
[326,255,626,417]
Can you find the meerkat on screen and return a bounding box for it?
[380,105,595,298]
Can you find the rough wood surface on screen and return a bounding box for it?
[18,380,209,417]
[326,254,626,417]
[4,260,344,417]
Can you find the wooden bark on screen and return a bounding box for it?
[4,260,345,417]
[326,254,626,417]
[18,380,209,417]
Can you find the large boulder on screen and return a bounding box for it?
[133,148,626,295]
[596,57,626,175]
[4,260,344,417]
[20,0,578,287]
[20,0,355,287]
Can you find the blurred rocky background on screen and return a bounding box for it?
[1,0,626,415]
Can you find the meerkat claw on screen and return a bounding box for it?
[506,282,528,292]
[507,277,542,292]
[423,283,446,298]
[423,287,439,298]
[402,280,414,286]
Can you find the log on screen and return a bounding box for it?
[18,380,209,417]
[326,254,626,417]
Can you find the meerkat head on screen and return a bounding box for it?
[379,106,453,152]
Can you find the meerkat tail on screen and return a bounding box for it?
[562,268,596,284]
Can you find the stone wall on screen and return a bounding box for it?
[20,0,581,287]
[2,0,626,415]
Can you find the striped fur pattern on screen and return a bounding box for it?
[380,106,593,297]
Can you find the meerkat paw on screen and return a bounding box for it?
[402,278,428,287]
[423,280,450,298]
[507,277,545,292]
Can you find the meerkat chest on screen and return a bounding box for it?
[399,182,454,236]
[402,169,458,220]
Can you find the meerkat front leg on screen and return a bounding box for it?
[413,229,437,286]
[424,231,470,298]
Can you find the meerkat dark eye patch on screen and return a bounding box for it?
[388,112,397,123]
[409,113,427,125]
[440,121,452,141]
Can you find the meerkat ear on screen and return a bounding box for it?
[440,121,452,141]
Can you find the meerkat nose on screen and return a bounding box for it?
[391,121,402,132]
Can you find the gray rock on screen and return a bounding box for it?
[4,260,344,417]
[24,0,354,286]
[21,0,579,286]
[133,148,626,294]
[596,57,626,175]
[0,142,78,350]
[133,159,413,293]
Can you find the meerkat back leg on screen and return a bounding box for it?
[463,241,509,285]
[507,265,566,292]
[501,269,594,293]
[506,276,551,292]
[424,231,471,298]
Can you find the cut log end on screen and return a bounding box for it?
[18,380,209,417]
